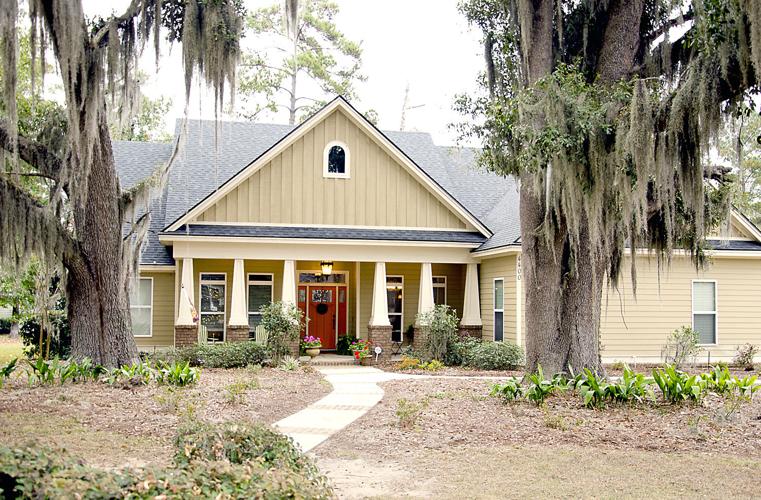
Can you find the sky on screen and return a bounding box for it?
[80,0,485,146]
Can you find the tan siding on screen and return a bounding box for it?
[479,255,517,343]
[195,109,470,230]
[135,271,175,348]
[600,256,761,361]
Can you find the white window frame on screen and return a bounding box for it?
[199,272,227,342]
[386,275,404,341]
[433,275,447,306]
[493,278,504,342]
[247,273,274,331]
[692,279,718,346]
[131,277,153,338]
[323,140,350,179]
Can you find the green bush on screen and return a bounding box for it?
[336,334,357,355]
[155,361,199,386]
[0,358,17,387]
[463,341,524,370]
[490,377,524,402]
[652,364,706,403]
[662,326,701,369]
[606,366,653,404]
[177,342,269,368]
[260,301,303,361]
[416,305,459,362]
[444,336,481,366]
[19,298,70,359]
[524,365,566,405]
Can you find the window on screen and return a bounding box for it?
[298,272,347,284]
[386,276,403,342]
[493,278,504,341]
[200,273,226,342]
[323,141,350,178]
[433,276,447,306]
[692,281,717,344]
[130,277,152,337]
[248,273,273,337]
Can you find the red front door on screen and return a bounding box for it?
[307,286,337,350]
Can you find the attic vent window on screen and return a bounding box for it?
[323,141,350,178]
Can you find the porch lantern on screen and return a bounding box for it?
[320,261,334,275]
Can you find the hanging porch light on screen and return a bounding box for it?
[320,261,334,275]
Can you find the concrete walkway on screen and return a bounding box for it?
[273,366,412,452]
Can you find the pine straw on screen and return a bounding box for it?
[0,367,329,469]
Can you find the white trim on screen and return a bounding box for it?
[247,272,274,332]
[433,275,447,306]
[138,265,175,273]
[165,98,491,236]
[474,245,761,260]
[730,208,761,242]
[472,245,522,258]
[199,272,227,342]
[297,269,350,284]
[387,275,404,342]
[493,278,504,342]
[323,140,350,179]
[131,277,153,338]
[181,220,476,232]
[515,256,522,347]
[691,279,718,346]
[297,269,350,346]
[161,234,480,249]
[355,262,361,338]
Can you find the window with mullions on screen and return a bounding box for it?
[200,273,226,342]
[386,276,403,342]
[493,278,504,342]
[248,273,273,337]
[130,277,152,337]
[433,276,447,306]
[692,281,717,344]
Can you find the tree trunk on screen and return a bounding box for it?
[65,117,138,367]
[9,305,19,339]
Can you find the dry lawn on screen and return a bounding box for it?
[0,365,330,469]
[315,377,761,499]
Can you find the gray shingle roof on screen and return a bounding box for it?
[164,224,487,244]
[706,239,761,251]
[112,102,521,265]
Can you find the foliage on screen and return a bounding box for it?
[238,0,365,123]
[574,369,610,409]
[719,109,761,225]
[260,301,303,361]
[652,365,707,404]
[278,355,300,372]
[607,367,654,404]
[104,361,153,386]
[350,338,372,360]
[225,378,260,403]
[663,326,702,369]
[301,335,322,349]
[176,341,269,369]
[19,307,70,360]
[732,374,760,397]
[336,334,356,355]
[416,304,460,362]
[701,365,736,395]
[395,397,429,430]
[25,357,56,385]
[398,355,422,370]
[489,377,523,402]
[155,361,199,387]
[463,341,524,370]
[733,343,758,370]
[0,357,17,387]
[420,359,445,372]
[444,336,482,366]
[524,365,565,406]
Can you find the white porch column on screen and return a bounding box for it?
[281,259,296,305]
[369,262,391,326]
[228,259,248,326]
[461,263,482,326]
[416,262,435,325]
[176,258,196,326]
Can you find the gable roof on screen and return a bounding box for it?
[164,97,492,236]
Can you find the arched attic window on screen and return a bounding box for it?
[323,141,350,178]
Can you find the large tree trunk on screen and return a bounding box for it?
[65,117,138,367]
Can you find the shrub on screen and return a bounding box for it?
[260,301,303,361]
[607,366,653,403]
[177,342,269,368]
[733,343,758,371]
[574,369,609,409]
[420,359,445,371]
[652,364,706,403]
[19,298,70,359]
[104,361,153,386]
[416,304,459,362]
[278,355,300,371]
[490,377,523,402]
[398,355,421,370]
[525,365,564,405]
[155,361,199,387]
[26,357,56,385]
[396,398,428,429]
[444,336,481,366]
[0,358,17,387]
[662,326,701,369]
[701,365,735,395]
[336,334,357,355]
[463,341,524,370]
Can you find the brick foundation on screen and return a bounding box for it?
[175,325,198,347]
[287,335,300,357]
[458,324,483,340]
[227,325,250,343]
[368,325,393,359]
[412,326,428,353]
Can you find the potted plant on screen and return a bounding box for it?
[302,335,322,357]
[350,339,374,366]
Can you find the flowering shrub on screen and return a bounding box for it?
[301,336,322,349]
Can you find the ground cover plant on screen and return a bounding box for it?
[174,340,270,368]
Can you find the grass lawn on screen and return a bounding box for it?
[0,335,23,363]
[315,377,761,499]
[0,365,330,469]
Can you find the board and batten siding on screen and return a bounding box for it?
[600,255,761,361]
[478,255,518,343]
[193,109,470,230]
[135,271,175,348]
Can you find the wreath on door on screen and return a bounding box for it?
[316,303,329,315]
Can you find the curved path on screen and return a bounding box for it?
[273,366,412,452]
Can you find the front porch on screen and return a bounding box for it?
[172,254,484,358]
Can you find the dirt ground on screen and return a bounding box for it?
[314,377,761,499]
[0,365,330,469]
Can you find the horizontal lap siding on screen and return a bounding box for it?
[196,109,469,230]
[136,271,175,348]
[479,256,517,343]
[600,256,761,360]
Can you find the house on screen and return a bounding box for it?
[117,96,761,362]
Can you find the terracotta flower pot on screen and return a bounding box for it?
[306,347,321,358]
[360,356,373,366]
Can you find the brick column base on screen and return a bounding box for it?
[175,325,198,347]
[227,325,249,343]
[368,325,393,360]
[287,335,300,357]
[412,326,428,354]
[458,324,483,340]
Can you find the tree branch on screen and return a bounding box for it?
[0,120,63,182]
[644,9,694,45]
[91,0,142,46]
